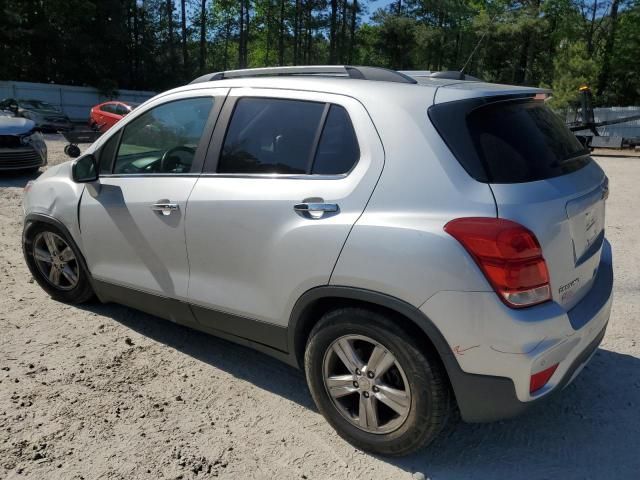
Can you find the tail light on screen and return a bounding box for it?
[444,218,551,308]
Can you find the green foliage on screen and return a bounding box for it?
[548,40,600,109]
[0,0,637,106]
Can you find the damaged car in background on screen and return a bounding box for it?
[0,113,47,172]
[0,98,72,132]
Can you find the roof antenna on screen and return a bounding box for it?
[460,12,498,74]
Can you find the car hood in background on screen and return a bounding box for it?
[0,117,35,135]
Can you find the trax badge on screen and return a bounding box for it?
[559,278,580,302]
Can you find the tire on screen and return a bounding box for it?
[304,307,454,456]
[23,222,94,304]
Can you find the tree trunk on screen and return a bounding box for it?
[278,0,285,65]
[181,0,188,76]
[224,16,230,70]
[133,0,140,87]
[238,0,245,68]
[514,32,530,84]
[167,0,174,63]
[265,0,272,65]
[306,1,313,63]
[586,0,598,55]
[293,0,300,64]
[140,0,147,86]
[329,0,338,63]
[244,0,250,67]
[199,0,207,74]
[596,0,620,97]
[348,0,357,63]
[340,0,348,62]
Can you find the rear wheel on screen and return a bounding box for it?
[304,308,454,456]
[23,223,94,303]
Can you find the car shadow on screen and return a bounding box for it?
[0,169,41,188]
[81,301,640,478]
[79,301,316,410]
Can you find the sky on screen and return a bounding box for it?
[364,0,398,21]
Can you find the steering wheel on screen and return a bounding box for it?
[159,146,196,173]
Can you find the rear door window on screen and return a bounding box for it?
[217,98,360,175]
[218,97,325,174]
[429,98,590,183]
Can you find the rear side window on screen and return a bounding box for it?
[218,98,359,175]
[429,98,590,183]
[115,104,129,115]
[312,105,359,175]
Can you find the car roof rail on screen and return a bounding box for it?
[189,65,418,85]
[401,70,482,81]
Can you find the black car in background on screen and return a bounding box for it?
[0,98,72,132]
[0,112,47,172]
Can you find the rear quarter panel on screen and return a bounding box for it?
[330,91,496,307]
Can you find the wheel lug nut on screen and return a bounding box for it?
[353,381,359,388]
[372,386,379,393]
[355,369,361,376]
[363,392,369,398]
[367,371,374,378]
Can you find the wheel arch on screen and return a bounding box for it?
[289,286,531,423]
[289,286,456,377]
[23,213,93,284]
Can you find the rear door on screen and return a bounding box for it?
[430,97,608,311]
[80,90,226,308]
[185,88,384,334]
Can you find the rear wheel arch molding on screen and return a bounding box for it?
[288,286,457,374]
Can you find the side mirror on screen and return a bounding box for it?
[72,154,98,183]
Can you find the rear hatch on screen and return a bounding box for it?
[430,92,608,311]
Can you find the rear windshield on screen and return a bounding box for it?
[428,98,591,183]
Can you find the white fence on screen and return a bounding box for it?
[0,81,157,122]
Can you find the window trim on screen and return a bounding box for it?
[202,95,360,179]
[98,94,226,178]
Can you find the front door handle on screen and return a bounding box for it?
[294,202,339,219]
[151,202,179,216]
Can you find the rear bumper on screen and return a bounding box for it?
[421,239,613,422]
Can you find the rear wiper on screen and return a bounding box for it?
[558,150,591,165]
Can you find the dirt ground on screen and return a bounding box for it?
[1,135,639,479]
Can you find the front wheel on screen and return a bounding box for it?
[23,223,94,303]
[304,308,454,456]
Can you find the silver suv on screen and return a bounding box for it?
[22,66,613,456]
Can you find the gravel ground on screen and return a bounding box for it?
[1,135,639,479]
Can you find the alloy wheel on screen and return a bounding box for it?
[322,334,412,434]
[32,231,79,291]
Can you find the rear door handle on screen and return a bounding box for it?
[151,202,179,216]
[294,202,339,219]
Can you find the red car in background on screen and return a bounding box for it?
[89,101,139,132]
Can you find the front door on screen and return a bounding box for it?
[80,92,223,311]
[185,88,384,338]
